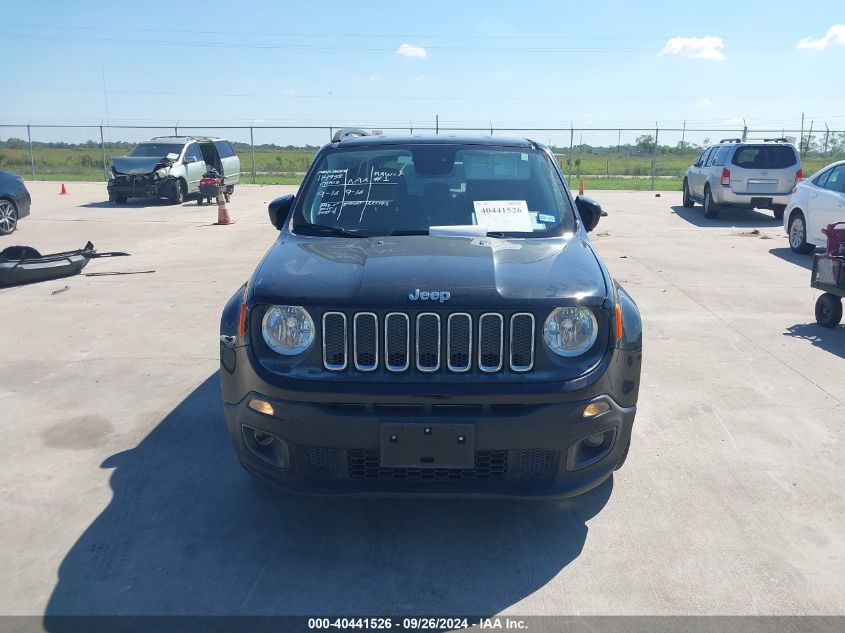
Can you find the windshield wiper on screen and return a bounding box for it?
[293,224,369,238]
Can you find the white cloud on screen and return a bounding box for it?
[397,43,427,59]
[697,97,713,108]
[661,36,726,60]
[796,24,845,50]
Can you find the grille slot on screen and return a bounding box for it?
[447,313,472,372]
[348,450,507,480]
[416,313,441,372]
[478,313,504,372]
[322,312,347,370]
[509,313,535,372]
[353,312,378,371]
[384,313,410,372]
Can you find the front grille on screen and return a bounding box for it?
[348,449,507,480]
[322,311,534,374]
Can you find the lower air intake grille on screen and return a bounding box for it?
[516,449,557,479]
[348,450,507,481]
[304,447,338,475]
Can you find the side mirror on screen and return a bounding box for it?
[268,194,295,230]
[575,195,603,232]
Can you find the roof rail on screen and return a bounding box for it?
[332,128,370,143]
[719,138,742,143]
[762,137,789,143]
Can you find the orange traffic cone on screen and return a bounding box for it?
[578,178,585,195]
[60,183,68,195]
[215,191,233,225]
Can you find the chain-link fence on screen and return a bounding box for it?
[2,122,844,191]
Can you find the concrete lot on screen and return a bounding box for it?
[1,181,843,618]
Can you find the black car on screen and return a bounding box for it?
[0,171,32,236]
[219,131,642,497]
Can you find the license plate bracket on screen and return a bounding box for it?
[379,423,476,469]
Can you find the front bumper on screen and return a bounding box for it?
[107,174,167,198]
[713,187,791,208]
[220,345,639,498]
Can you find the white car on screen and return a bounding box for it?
[784,160,845,253]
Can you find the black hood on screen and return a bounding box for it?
[250,234,607,308]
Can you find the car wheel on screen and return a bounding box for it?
[225,185,234,196]
[614,438,630,471]
[0,199,18,235]
[772,204,785,221]
[788,211,815,254]
[682,179,694,207]
[113,196,127,205]
[815,293,843,328]
[169,179,186,205]
[703,185,719,218]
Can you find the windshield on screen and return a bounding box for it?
[128,143,183,158]
[293,144,575,237]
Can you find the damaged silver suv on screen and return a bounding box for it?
[107,136,240,204]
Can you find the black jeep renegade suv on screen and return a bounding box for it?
[219,131,642,497]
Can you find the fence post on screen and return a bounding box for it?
[174,121,179,136]
[27,124,35,181]
[680,120,686,151]
[617,129,621,154]
[250,125,257,184]
[568,124,574,182]
[329,125,333,142]
[651,123,659,191]
[435,115,439,135]
[100,124,107,181]
[824,124,830,155]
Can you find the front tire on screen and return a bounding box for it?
[703,185,719,218]
[169,179,186,205]
[815,293,843,328]
[0,199,18,235]
[682,179,694,207]
[788,211,815,254]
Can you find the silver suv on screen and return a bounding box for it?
[682,139,802,220]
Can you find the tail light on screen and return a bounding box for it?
[720,168,731,186]
[795,168,803,184]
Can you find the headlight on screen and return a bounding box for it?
[261,305,315,356]
[543,307,598,357]
[154,168,169,179]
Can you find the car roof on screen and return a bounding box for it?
[332,134,538,149]
[147,136,226,143]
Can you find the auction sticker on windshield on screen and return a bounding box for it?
[473,200,533,232]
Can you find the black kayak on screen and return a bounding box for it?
[0,241,129,286]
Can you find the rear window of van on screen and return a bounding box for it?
[731,145,797,169]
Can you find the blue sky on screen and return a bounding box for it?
[1,0,844,146]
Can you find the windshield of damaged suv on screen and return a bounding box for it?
[128,143,183,158]
[293,144,575,237]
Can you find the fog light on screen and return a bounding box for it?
[582,401,610,418]
[253,430,274,446]
[248,398,274,416]
[583,433,605,448]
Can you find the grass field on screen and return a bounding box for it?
[1,142,842,191]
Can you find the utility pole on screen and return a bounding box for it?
[27,123,35,181]
[250,124,256,184]
[435,115,439,135]
[824,124,830,155]
[742,119,747,142]
[100,124,107,182]
[651,122,659,192]
[568,123,574,182]
[800,112,805,152]
[806,120,814,153]
[680,120,686,151]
